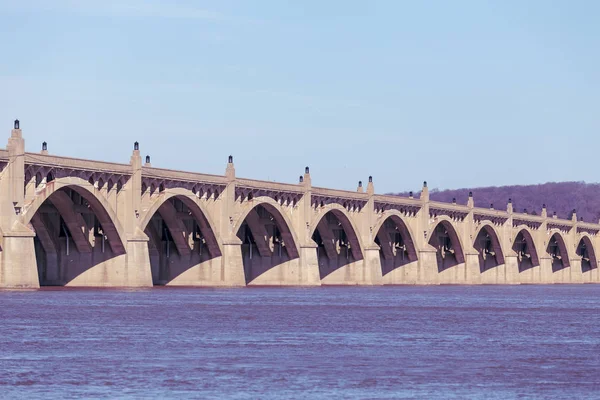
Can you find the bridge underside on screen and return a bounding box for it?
[3,228,600,288]
[144,197,226,286]
[31,188,129,287]
[236,204,320,286]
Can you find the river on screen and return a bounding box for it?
[1,285,599,399]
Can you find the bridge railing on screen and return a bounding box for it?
[372,193,422,206]
[312,186,369,200]
[236,177,304,193]
[3,141,600,233]
[24,152,132,174]
[142,166,227,185]
[471,206,510,216]
[429,200,471,212]
[577,221,600,234]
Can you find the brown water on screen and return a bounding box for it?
[1,286,600,399]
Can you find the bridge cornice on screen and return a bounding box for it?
[142,166,227,196]
[142,166,226,185]
[373,194,421,216]
[472,207,509,225]
[429,201,469,221]
[512,215,544,230]
[235,178,304,204]
[25,152,132,175]
[311,187,368,211]
[546,220,573,234]
[577,223,599,236]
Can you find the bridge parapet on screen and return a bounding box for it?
[311,187,368,211]
[141,166,226,197]
[512,215,544,230]
[429,201,470,222]
[577,222,599,236]
[24,153,131,174]
[472,207,509,225]
[235,178,303,204]
[546,219,574,234]
[372,194,421,216]
[24,153,132,192]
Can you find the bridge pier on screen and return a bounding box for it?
[121,237,153,287]
[221,242,247,287]
[298,245,321,285]
[416,249,437,285]
[465,253,481,284]
[363,247,383,285]
[504,255,520,284]
[0,231,39,289]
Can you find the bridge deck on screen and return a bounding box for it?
[236,178,303,193]
[25,152,132,174]
[312,186,368,199]
[142,166,226,185]
[0,147,594,231]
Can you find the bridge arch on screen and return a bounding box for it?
[372,211,418,276]
[309,204,364,250]
[310,204,364,280]
[232,196,301,283]
[140,188,222,252]
[22,176,126,253]
[473,222,505,272]
[576,233,598,272]
[372,210,419,256]
[140,188,223,284]
[512,226,540,271]
[428,217,465,271]
[546,230,571,271]
[21,176,126,285]
[232,196,300,257]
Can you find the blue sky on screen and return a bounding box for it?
[0,1,598,193]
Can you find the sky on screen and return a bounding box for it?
[0,0,598,194]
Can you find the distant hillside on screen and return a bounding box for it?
[389,181,600,223]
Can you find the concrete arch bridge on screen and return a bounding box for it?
[1,121,599,288]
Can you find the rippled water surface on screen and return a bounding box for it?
[1,285,600,399]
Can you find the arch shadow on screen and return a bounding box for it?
[547,231,570,272]
[310,206,364,280]
[372,212,418,277]
[141,191,223,285]
[428,219,465,272]
[233,198,300,284]
[473,223,505,273]
[512,227,539,272]
[23,179,126,286]
[576,235,598,273]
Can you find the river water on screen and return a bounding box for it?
[1,285,599,399]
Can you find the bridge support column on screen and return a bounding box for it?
[500,256,516,284]
[417,248,438,284]
[570,259,583,283]
[0,231,39,288]
[465,253,481,284]
[539,257,553,284]
[122,237,153,287]
[299,244,321,285]
[363,247,383,285]
[222,242,246,286]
